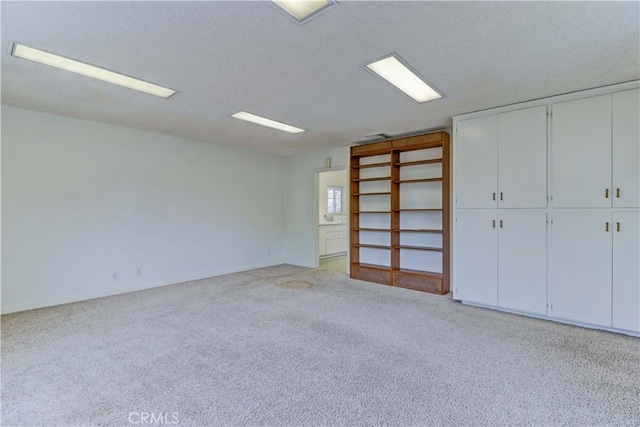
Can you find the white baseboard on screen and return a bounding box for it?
[1,260,286,315]
[460,300,640,337]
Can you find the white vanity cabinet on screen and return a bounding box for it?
[319,224,347,257]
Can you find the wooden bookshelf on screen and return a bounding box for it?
[350,131,450,295]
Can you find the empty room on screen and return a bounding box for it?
[1,1,639,426]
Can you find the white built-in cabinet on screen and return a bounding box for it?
[550,211,613,327]
[551,95,612,208]
[551,211,639,329]
[612,89,640,208]
[453,83,640,336]
[552,89,640,209]
[455,210,547,315]
[455,210,498,306]
[456,106,547,209]
[612,212,640,332]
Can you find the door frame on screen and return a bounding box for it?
[313,166,349,273]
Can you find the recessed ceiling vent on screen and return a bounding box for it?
[365,133,391,140]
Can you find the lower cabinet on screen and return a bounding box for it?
[550,211,640,332]
[497,210,547,315]
[455,209,639,334]
[455,210,498,306]
[550,211,612,327]
[319,224,347,257]
[612,212,639,332]
[455,209,547,314]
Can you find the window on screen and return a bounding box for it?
[327,186,343,214]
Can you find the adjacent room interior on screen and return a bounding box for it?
[1,1,639,426]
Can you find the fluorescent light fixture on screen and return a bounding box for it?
[11,43,177,99]
[273,0,333,23]
[365,54,443,103]
[231,111,306,134]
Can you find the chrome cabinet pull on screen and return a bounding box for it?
[616,222,621,232]
[493,192,496,201]
[500,220,503,228]
[500,192,503,201]
[492,220,496,228]
[605,222,610,232]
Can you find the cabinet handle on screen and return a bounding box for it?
[492,220,496,228]
[500,192,503,201]
[605,189,609,198]
[492,192,496,201]
[605,222,609,232]
[616,188,620,198]
[617,222,620,232]
[500,220,503,228]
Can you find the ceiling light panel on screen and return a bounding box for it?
[365,54,442,103]
[11,43,177,99]
[273,0,334,23]
[231,111,306,134]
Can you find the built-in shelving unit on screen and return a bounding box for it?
[350,131,450,295]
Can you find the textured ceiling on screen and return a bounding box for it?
[1,1,638,156]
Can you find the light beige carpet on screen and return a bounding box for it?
[2,264,639,426]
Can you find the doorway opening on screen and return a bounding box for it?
[316,168,348,273]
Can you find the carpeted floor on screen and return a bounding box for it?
[2,264,639,426]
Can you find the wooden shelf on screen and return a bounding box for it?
[352,244,391,250]
[352,177,390,182]
[353,263,391,272]
[394,208,442,212]
[394,229,443,233]
[353,192,391,196]
[350,130,450,295]
[354,162,391,169]
[394,245,443,252]
[394,159,443,167]
[394,178,442,184]
[396,268,443,278]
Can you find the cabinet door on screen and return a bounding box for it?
[612,89,640,208]
[498,210,547,315]
[550,211,612,327]
[455,210,498,305]
[612,212,640,332]
[456,116,498,208]
[551,95,612,208]
[498,106,548,208]
[318,227,327,256]
[326,238,346,255]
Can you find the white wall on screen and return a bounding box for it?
[318,170,347,224]
[1,106,286,314]
[283,147,349,267]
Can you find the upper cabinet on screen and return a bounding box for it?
[456,106,547,209]
[498,106,548,208]
[552,89,639,208]
[456,115,498,208]
[612,89,640,208]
